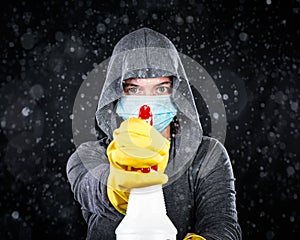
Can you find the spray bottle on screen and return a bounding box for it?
[115,105,177,240]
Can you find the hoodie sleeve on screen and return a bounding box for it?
[66,141,121,221]
[193,137,242,240]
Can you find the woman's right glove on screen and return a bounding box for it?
[106,117,170,215]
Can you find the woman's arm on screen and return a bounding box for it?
[66,141,121,221]
[193,137,242,240]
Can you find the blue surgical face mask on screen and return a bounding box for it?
[116,95,177,133]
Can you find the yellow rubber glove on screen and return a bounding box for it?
[106,117,170,214]
[183,234,206,240]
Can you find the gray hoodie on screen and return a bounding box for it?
[67,27,242,240]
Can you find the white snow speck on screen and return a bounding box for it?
[21,107,31,117]
[96,23,106,34]
[290,100,298,112]
[213,112,219,119]
[239,32,249,42]
[122,15,129,24]
[286,166,295,177]
[186,16,194,24]
[223,94,229,100]
[175,15,184,25]
[1,120,6,128]
[11,211,19,219]
[90,128,96,135]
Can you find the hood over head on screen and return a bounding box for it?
[95,27,203,183]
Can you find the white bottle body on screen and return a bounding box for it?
[115,185,177,240]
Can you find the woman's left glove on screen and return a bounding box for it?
[106,117,170,214]
[183,234,206,240]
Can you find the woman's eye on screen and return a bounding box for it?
[157,86,166,93]
[156,86,171,95]
[128,87,138,94]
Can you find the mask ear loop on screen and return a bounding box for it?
[170,116,179,169]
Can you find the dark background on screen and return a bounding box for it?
[0,0,299,239]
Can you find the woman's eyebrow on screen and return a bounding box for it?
[123,83,139,87]
[154,81,172,86]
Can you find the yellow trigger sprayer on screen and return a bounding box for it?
[115,104,177,240]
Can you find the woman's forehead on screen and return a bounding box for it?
[124,77,172,85]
